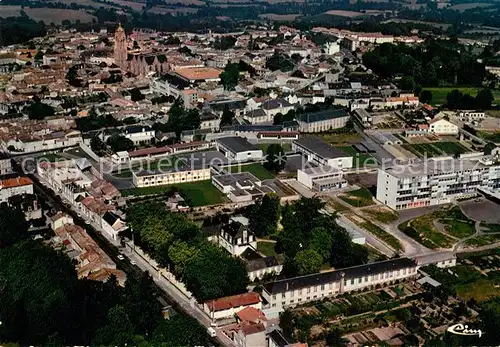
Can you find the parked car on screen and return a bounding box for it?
[130,260,137,265]
[117,255,124,261]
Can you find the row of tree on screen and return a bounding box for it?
[0,204,210,346]
[126,201,250,301]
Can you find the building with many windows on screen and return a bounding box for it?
[132,167,211,188]
[261,258,418,316]
[297,165,347,191]
[215,136,263,162]
[296,109,350,133]
[292,137,353,170]
[376,155,500,210]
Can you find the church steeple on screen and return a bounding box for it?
[114,24,127,69]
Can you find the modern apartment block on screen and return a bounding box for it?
[376,155,500,210]
[132,167,211,187]
[262,258,418,317]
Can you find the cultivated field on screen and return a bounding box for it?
[48,0,120,9]
[324,10,367,17]
[147,6,199,14]
[259,13,301,21]
[0,6,96,23]
[107,0,145,10]
[450,2,493,11]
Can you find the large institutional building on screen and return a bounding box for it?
[376,154,500,210]
[262,258,419,316]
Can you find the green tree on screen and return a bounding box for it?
[182,243,249,301]
[168,241,199,278]
[475,88,494,110]
[419,90,433,104]
[26,101,55,120]
[325,328,346,347]
[0,204,29,248]
[484,142,497,155]
[248,193,280,237]
[264,144,286,173]
[399,76,416,91]
[34,50,44,61]
[90,135,107,156]
[219,105,235,128]
[129,88,145,102]
[93,305,136,345]
[273,113,283,125]
[309,227,333,261]
[446,89,464,109]
[293,249,323,276]
[152,315,209,346]
[220,62,240,91]
[106,134,134,152]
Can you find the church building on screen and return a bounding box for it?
[113,25,169,76]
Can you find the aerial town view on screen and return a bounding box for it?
[2,0,500,345]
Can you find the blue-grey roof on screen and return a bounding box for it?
[297,109,348,124]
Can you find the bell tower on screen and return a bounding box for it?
[114,24,127,69]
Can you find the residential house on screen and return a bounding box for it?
[203,292,262,320]
[102,211,127,241]
[217,216,257,256]
[0,177,33,202]
[428,118,459,135]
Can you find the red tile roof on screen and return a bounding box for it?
[1,177,33,188]
[237,307,267,324]
[206,292,261,312]
[128,146,172,158]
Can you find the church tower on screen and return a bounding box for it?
[114,24,127,69]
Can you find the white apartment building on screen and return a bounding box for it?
[292,137,353,170]
[132,167,211,188]
[3,130,83,154]
[0,177,34,202]
[297,165,347,191]
[376,155,500,210]
[215,136,263,162]
[262,258,418,316]
[428,118,459,135]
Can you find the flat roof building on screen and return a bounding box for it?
[297,165,347,192]
[292,137,353,170]
[376,154,500,210]
[215,136,263,162]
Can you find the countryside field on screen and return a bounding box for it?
[0,6,96,23]
[422,87,500,106]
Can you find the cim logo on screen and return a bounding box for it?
[447,323,484,338]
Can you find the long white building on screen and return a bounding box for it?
[292,137,353,170]
[262,258,418,317]
[376,155,500,210]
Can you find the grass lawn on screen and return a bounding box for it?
[422,87,500,106]
[121,180,225,206]
[359,220,403,251]
[257,143,292,152]
[228,163,275,180]
[441,219,476,238]
[320,132,362,145]
[481,222,500,233]
[257,242,278,257]
[466,234,500,247]
[338,145,378,167]
[456,278,500,301]
[398,213,455,249]
[431,142,469,155]
[364,208,399,224]
[339,188,375,207]
[478,131,500,143]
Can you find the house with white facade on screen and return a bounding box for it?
[132,167,211,188]
[217,216,257,256]
[203,292,262,320]
[428,118,459,135]
[0,177,34,202]
[102,211,127,241]
[292,137,353,170]
[123,125,155,145]
[458,110,486,122]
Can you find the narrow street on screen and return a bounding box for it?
[25,168,231,346]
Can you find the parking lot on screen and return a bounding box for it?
[460,199,500,223]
